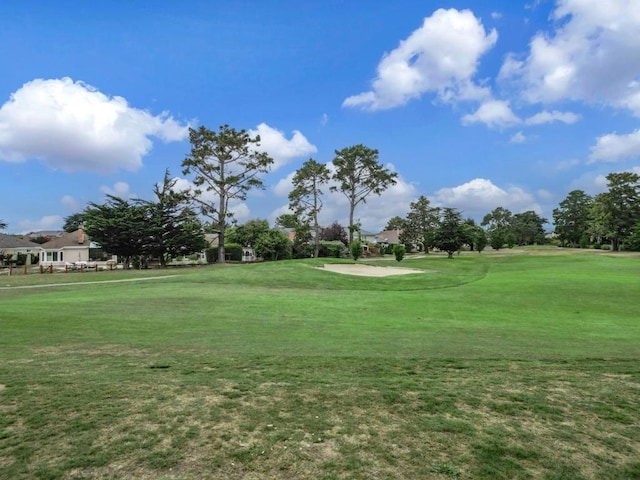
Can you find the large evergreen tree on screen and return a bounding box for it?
[83,196,150,268]
[591,172,640,251]
[145,170,207,266]
[433,208,465,258]
[512,211,547,245]
[182,125,274,263]
[400,196,440,253]
[553,190,593,247]
[331,144,397,245]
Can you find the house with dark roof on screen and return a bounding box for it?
[0,233,43,265]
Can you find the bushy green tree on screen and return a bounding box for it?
[400,196,440,253]
[255,229,292,261]
[482,207,513,251]
[590,172,640,251]
[84,196,150,269]
[625,221,640,251]
[227,219,270,247]
[474,228,488,253]
[553,190,593,247]
[512,211,547,245]
[433,208,465,258]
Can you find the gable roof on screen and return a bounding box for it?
[0,233,42,249]
[376,229,402,244]
[41,230,90,249]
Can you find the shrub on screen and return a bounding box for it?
[350,240,362,261]
[319,241,346,258]
[393,244,406,262]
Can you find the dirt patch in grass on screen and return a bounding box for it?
[318,263,427,277]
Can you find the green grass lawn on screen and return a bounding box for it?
[1,249,639,479]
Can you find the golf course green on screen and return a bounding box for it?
[0,249,638,479]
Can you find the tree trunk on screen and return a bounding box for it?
[218,191,226,264]
[313,221,320,258]
[348,202,355,246]
[611,239,619,252]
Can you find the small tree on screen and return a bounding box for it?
[482,207,513,251]
[474,228,488,253]
[320,221,348,245]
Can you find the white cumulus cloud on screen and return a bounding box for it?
[499,0,640,115]
[510,131,527,143]
[249,123,317,171]
[100,182,134,199]
[0,77,189,174]
[462,100,521,128]
[432,178,541,216]
[525,110,581,125]
[343,8,497,111]
[589,128,640,163]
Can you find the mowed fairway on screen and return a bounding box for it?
[0,250,639,479]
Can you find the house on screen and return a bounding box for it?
[359,230,378,243]
[39,229,92,265]
[0,233,43,265]
[375,229,402,247]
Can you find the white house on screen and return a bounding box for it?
[39,229,91,265]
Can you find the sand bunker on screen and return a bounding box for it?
[318,263,425,277]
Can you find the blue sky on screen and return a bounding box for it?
[1,0,639,233]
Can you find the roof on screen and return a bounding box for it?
[41,230,90,249]
[0,233,42,249]
[375,229,402,244]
